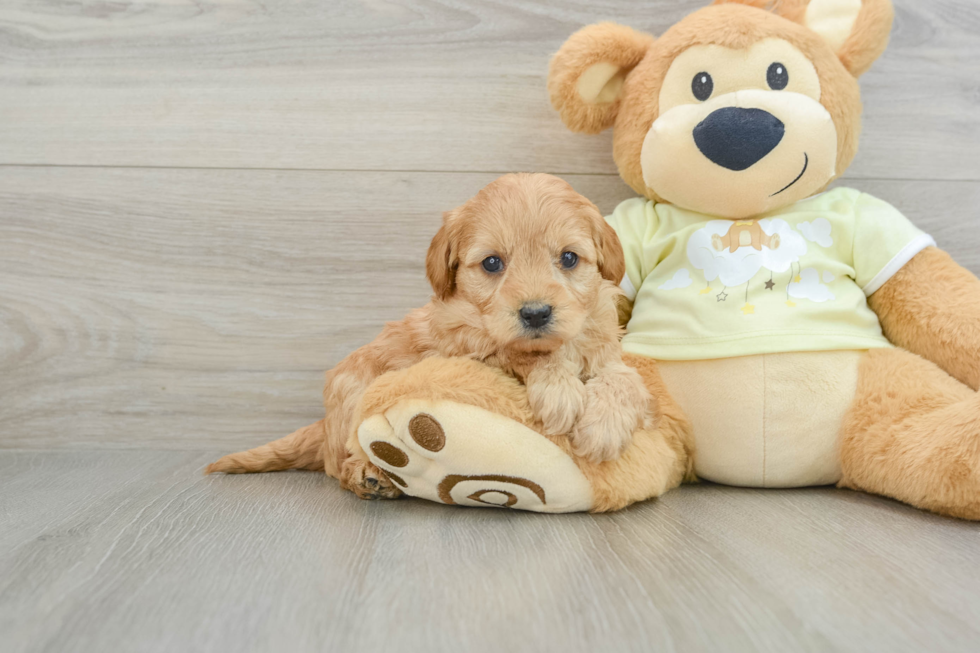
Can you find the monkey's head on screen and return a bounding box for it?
[549,0,893,220]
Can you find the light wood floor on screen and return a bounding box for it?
[1,1,979,651]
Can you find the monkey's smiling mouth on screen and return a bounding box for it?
[770,153,809,197]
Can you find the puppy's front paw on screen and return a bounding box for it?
[340,455,403,501]
[570,373,648,463]
[528,374,586,436]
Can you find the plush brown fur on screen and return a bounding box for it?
[207,173,651,498]
[717,1,894,76]
[357,354,695,512]
[840,347,980,520]
[547,22,654,135]
[869,247,980,392]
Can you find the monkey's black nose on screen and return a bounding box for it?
[693,107,785,171]
[520,304,552,329]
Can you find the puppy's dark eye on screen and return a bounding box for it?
[482,256,504,273]
[560,251,579,270]
[692,72,713,101]
[767,62,789,90]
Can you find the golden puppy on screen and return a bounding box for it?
[207,173,652,499]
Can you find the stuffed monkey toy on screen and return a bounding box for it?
[221,0,980,518]
[537,0,980,518]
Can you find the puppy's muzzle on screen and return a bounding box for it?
[519,303,553,330]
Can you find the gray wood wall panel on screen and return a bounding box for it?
[2,168,977,450]
[2,0,978,452]
[0,1,977,180]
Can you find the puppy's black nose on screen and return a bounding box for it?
[520,304,552,329]
[693,107,785,171]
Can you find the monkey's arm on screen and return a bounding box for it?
[616,294,634,328]
[868,247,980,391]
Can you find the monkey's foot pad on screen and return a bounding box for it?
[357,400,593,512]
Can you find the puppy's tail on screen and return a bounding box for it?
[205,420,326,475]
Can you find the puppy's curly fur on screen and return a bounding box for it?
[207,173,652,500]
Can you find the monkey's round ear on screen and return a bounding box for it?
[548,23,654,134]
[779,0,894,77]
[425,212,459,300]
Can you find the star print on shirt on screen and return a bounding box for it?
[765,279,776,290]
[716,290,729,302]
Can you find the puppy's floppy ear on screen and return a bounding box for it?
[548,22,654,134]
[425,211,459,300]
[718,0,894,77]
[590,208,626,284]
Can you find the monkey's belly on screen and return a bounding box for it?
[658,351,864,487]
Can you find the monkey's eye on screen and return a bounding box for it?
[692,72,713,101]
[560,251,579,270]
[767,62,789,90]
[482,256,504,273]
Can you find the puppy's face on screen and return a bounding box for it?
[427,174,625,354]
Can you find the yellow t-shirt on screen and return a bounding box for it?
[607,187,935,360]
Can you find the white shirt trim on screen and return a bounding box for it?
[619,273,638,301]
[862,233,936,296]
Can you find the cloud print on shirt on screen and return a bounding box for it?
[658,269,694,290]
[798,218,834,247]
[789,268,836,302]
[687,219,808,287]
